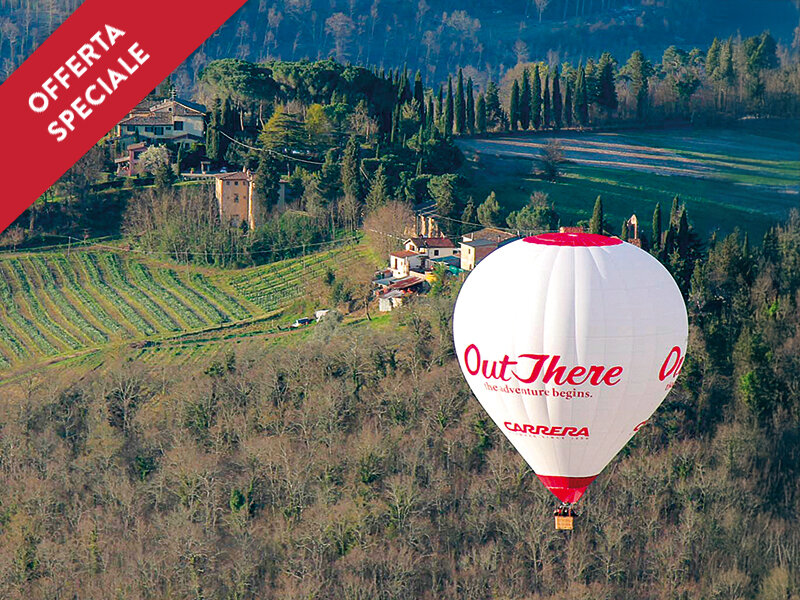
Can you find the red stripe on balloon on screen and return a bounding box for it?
[524,233,623,247]
[536,474,598,503]
[0,0,248,234]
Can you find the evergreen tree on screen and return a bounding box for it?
[426,96,435,134]
[589,195,604,234]
[542,73,551,128]
[341,135,363,202]
[652,202,662,252]
[575,64,589,126]
[319,149,342,203]
[621,218,629,240]
[623,50,654,120]
[366,164,390,212]
[206,98,221,161]
[706,38,722,78]
[670,195,681,225]
[509,80,520,131]
[461,196,477,232]
[563,78,573,127]
[477,191,502,227]
[531,65,542,129]
[455,68,466,134]
[154,162,175,193]
[597,52,619,115]
[445,77,454,136]
[552,66,563,129]
[436,86,443,130]
[254,151,282,213]
[585,58,600,104]
[484,81,502,129]
[466,78,475,134]
[476,94,487,133]
[719,39,736,86]
[520,68,532,130]
[414,71,425,118]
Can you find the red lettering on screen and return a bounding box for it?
[550,426,563,436]
[603,366,623,386]
[497,355,517,381]
[524,424,536,434]
[464,344,480,375]
[659,346,683,381]
[566,366,588,385]
[482,360,505,380]
[575,427,589,437]
[542,355,568,385]
[587,365,605,385]
[562,426,577,436]
[513,354,547,383]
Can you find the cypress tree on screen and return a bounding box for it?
[341,135,362,202]
[461,197,477,234]
[466,77,475,133]
[485,81,501,129]
[520,68,531,130]
[366,164,389,212]
[677,207,689,257]
[706,38,722,78]
[552,66,563,129]
[597,52,618,115]
[589,195,604,234]
[531,65,542,129]
[542,73,551,128]
[575,64,589,126]
[436,86,443,130]
[206,98,221,161]
[652,202,662,252]
[426,96,435,134]
[445,77,454,136]
[625,50,653,120]
[670,195,680,225]
[510,80,520,131]
[476,94,487,133]
[455,68,466,134]
[585,58,599,104]
[414,71,425,119]
[621,218,629,240]
[563,78,573,127]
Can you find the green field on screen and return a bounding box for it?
[0,242,366,377]
[458,120,800,238]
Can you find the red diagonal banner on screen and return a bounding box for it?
[0,0,249,234]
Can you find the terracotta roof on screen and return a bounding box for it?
[391,250,421,258]
[213,171,252,181]
[387,276,424,291]
[408,237,456,249]
[120,113,174,126]
[151,98,207,115]
[463,228,517,243]
[127,142,148,150]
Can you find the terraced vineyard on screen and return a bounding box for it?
[0,241,367,374]
[229,243,366,312]
[0,250,256,371]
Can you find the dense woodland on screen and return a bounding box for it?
[1,0,798,85]
[1,210,799,598]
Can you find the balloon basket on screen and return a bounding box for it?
[555,515,574,530]
[554,505,576,530]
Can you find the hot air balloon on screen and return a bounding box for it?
[452,232,688,529]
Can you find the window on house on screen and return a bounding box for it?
[144,126,153,132]
[154,127,164,135]
[434,250,439,256]
[234,195,239,204]
[126,125,136,133]
[174,121,184,131]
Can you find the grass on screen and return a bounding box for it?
[459,121,800,239]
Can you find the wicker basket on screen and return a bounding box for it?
[555,515,574,530]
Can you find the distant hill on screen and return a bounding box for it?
[2,0,798,88]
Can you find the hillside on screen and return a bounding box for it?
[0,212,799,597]
[0,240,367,378]
[1,1,798,88]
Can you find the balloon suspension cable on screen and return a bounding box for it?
[553,503,577,530]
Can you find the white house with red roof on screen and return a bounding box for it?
[404,236,458,259]
[116,97,206,146]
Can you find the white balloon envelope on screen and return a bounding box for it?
[453,232,688,504]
